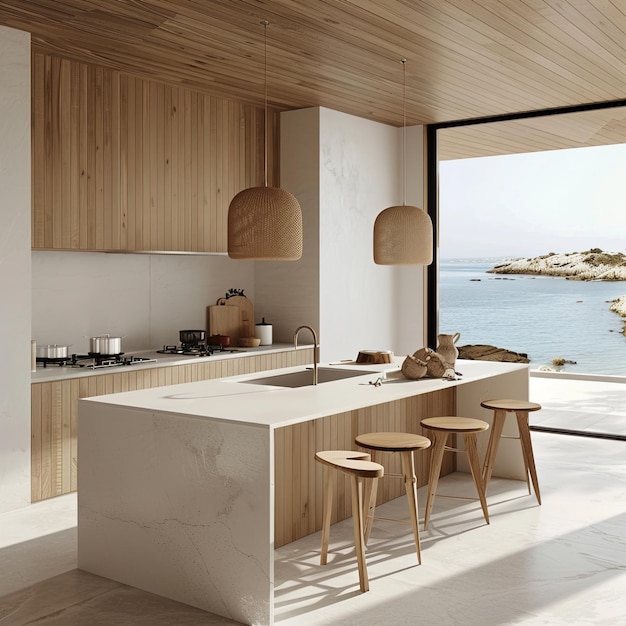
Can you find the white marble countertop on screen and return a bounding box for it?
[31,343,307,383]
[81,358,529,429]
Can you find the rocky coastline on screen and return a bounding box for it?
[610,295,626,319]
[489,249,626,336]
[447,250,626,371]
[488,249,626,281]
[457,344,529,363]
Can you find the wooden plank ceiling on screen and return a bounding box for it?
[1,0,626,160]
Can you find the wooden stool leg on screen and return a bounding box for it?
[464,433,490,524]
[320,465,333,565]
[363,476,379,545]
[363,450,378,544]
[400,450,421,564]
[350,474,369,592]
[482,409,506,490]
[517,417,532,495]
[424,431,448,531]
[516,411,542,505]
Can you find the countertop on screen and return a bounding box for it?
[81,358,529,429]
[31,343,308,383]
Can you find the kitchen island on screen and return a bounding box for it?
[77,358,529,625]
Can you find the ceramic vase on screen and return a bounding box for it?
[436,332,461,368]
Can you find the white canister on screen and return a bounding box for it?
[255,318,273,346]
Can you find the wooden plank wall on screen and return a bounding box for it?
[31,349,313,502]
[274,387,457,547]
[31,49,279,252]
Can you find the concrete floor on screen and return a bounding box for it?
[529,373,626,437]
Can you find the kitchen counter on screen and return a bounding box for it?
[31,343,306,383]
[80,358,521,428]
[77,359,529,625]
[30,342,317,503]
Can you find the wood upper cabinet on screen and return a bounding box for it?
[31,50,279,252]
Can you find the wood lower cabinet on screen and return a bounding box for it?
[31,349,312,502]
[274,387,456,547]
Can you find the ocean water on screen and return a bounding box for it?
[439,260,626,376]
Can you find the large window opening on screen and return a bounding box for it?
[428,104,626,440]
[439,145,626,376]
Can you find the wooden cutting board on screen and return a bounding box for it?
[222,295,255,338]
[207,303,241,342]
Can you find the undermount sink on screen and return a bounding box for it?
[241,367,370,388]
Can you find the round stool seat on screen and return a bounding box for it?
[480,398,541,412]
[315,449,385,592]
[354,431,431,565]
[421,416,489,433]
[419,416,490,529]
[315,450,384,478]
[480,398,542,504]
[355,431,432,452]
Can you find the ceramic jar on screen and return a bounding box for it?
[436,332,461,368]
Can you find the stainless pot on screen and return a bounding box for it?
[36,344,70,359]
[179,330,205,345]
[89,335,123,355]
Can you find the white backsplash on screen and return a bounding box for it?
[32,251,255,354]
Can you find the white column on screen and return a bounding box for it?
[0,25,31,513]
[257,106,427,363]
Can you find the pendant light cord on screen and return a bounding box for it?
[263,20,269,188]
[401,57,407,206]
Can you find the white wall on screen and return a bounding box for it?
[390,125,428,353]
[319,110,427,360]
[255,107,321,345]
[0,25,31,513]
[257,107,426,363]
[32,252,255,354]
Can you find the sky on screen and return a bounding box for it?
[439,142,626,260]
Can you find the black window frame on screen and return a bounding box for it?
[425,98,626,349]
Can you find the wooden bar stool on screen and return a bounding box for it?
[480,398,542,504]
[420,417,490,530]
[315,450,384,592]
[354,432,431,564]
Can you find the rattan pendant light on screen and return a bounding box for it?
[374,59,433,265]
[228,21,303,260]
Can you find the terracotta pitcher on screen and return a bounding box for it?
[436,332,461,368]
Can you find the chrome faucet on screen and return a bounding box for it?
[294,325,319,385]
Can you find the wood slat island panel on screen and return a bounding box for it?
[31,348,313,502]
[274,387,455,547]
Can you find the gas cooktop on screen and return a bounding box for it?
[156,344,243,357]
[36,353,157,369]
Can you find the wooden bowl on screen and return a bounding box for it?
[355,350,393,364]
[239,337,261,347]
